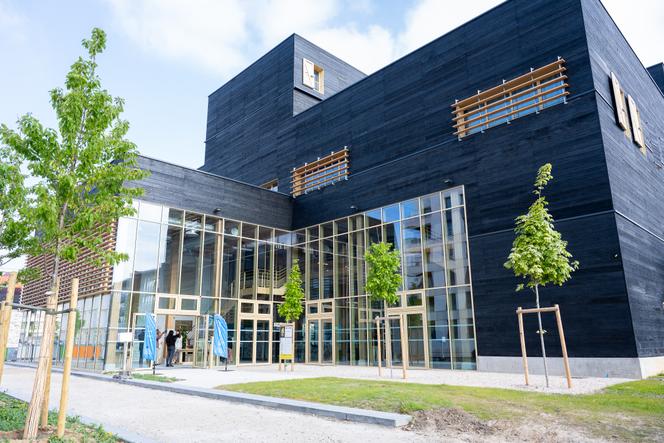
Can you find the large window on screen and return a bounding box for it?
[291,148,349,197]
[452,58,569,139]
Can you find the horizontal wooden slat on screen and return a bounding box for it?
[292,149,350,197]
[453,82,568,129]
[454,91,569,136]
[452,75,568,122]
[452,59,566,110]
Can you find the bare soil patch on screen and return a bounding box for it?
[405,408,605,442]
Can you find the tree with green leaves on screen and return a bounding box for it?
[0,27,148,292]
[278,263,304,322]
[0,28,147,438]
[504,163,579,387]
[365,242,402,305]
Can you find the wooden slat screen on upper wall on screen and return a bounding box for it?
[452,58,569,139]
[291,148,349,197]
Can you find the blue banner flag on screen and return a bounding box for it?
[143,313,157,362]
[213,314,228,359]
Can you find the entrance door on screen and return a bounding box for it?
[385,292,429,369]
[237,301,272,365]
[306,318,334,364]
[192,315,211,368]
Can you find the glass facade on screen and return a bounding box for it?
[16,186,476,371]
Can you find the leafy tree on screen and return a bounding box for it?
[365,242,402,305]
[0,28,148,292]
[278,263,304,322]
[0,145,32,270]
[504,163,579,387]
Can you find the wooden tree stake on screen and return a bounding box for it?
[23,280,59,439]
[517,307,529,385]
[0,272,17,385]
[57,278,78,437]
[554,305,572,389]
[41,278,61,428]
[375,318,382,377]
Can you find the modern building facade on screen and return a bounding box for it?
[20,0,664,378]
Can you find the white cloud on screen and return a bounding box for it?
[106,0,663,79]
[397,0,499,54]
[307,25,395,74]
[601,0,664,67]
[106,0,250,77]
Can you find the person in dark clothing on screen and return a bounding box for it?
[165,330,181,367]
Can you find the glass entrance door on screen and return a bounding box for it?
[192,315,210,368]
[307,320,319,363]
[237,311,272,365]
[307,318,334,364]
[385,292,429,369]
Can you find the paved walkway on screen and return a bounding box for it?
[151,362,629,395]
[1,366,429,443]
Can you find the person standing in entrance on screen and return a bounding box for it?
[165,330,181,367]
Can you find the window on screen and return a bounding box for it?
[303,58,324,93]
[627,94,646,152]
[260,179,279,192]
[610,72,646,154]
[452,58,569,139]
[291,148,349,197]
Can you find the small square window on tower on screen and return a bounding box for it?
[303,58,324,94]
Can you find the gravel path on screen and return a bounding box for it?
[1,366,433,443]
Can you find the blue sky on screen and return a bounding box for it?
[0,0,662,173]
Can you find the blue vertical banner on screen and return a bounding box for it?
[213,314,228,359]
[143,313,157,362]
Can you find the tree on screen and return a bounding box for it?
[0,145,32,271]
[504,163,579,387]
[365,242,402,305]
[278,263,304,322]
[0,27,148,292]
[0,28,147,438]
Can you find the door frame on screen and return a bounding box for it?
[305,300,335,365]
[384,291,429,369]
[237,300,272,365]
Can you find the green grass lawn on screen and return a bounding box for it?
[0,392,121,442]
[220,374,664,441]
[131,372,181,383]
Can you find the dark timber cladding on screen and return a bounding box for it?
[134,156,293,230]
[198,0,664,366]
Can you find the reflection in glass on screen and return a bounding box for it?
[113,218,137,291]
[222,236,239,298]
[158,226,182,294]
[180,226,202,295]
[132,221,161,293]
[201,232,220,297]
[240,239,256,298]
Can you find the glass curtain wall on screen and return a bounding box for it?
[72,186,476,371]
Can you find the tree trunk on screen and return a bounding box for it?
[535,284,550,387]
[23,281,59,439]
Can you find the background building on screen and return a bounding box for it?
[21,0,664,378]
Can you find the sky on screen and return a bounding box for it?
[0,0,663,272]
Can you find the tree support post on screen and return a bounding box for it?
[554,304,572,389]
[399,314,408,380]
[375,317,382,377]
[0,272,17,385]
[41,278,61,428]
[24,279,59,439]
[516,307,529,386]
[57,278,78,437]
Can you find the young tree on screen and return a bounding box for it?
[504,163,579,387]
[0,27,147,292]
[0,28,147,438]
[278,263,304,322]
[365,242,402,305]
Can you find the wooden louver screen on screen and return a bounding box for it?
[291,148,349,197]
[452,58,569,139]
